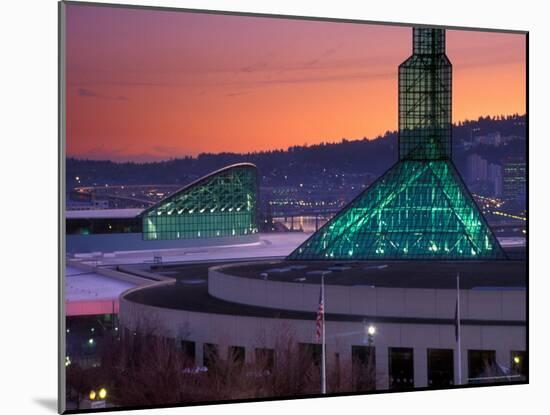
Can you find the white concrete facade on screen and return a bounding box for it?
[208,263,526,321]
[67,232,260,254]
[118,262,526,391]
[119,298,525,390]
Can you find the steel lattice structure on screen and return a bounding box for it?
[141,163,258,240]
[399,29,452,161]
[288,28,506,260]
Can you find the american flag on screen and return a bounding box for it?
[316,287,324,343]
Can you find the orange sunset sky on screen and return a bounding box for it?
[65,4,526,162]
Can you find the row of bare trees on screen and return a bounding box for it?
[66,323,377,408]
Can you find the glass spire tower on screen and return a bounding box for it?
[288,28,506,260]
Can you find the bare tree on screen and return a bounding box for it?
[66,318,383,407]
[351,351,377,392]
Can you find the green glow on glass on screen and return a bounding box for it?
[288,160,505,260]
[288,29,505,261]
[142,165,258,240]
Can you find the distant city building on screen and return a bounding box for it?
[92,199,109,209]
[503,157,526,201]
[488,163,503,197]
[501,134,524,144]
[475,131,502,146]
[264,186,300,214]
[66,194,110,210]
[466,154,488,183]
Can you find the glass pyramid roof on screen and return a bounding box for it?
[288,160,506,260]
[140,163,258,240]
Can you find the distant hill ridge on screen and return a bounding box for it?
[67,114,526,188]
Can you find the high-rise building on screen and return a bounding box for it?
[488,163,503,197]
[466,154,488,182]
[288,28,505,260]
[502,157,526,201]
[476,132,502,146]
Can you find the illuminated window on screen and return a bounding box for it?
[288,160,506,260]
[141,164,258,240]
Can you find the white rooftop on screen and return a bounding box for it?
[65,267,136,302]
[66,208,144,219]
[68,232,525,268]
[71,233,309,267]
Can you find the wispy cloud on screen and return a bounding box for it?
[226,91,249,97]
[240,61,268,73]
[303,43,343,68]
[77,87,129,101]
[70,62,394,91]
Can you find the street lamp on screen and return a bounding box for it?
[98,388,107,400]
[84,387,109,409]
[363,320,376,346]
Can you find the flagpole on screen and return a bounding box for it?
[456,272,462,386]
[321,272,326,395]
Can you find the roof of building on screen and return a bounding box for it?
[123,260,525,326]
[65,267,136,316]
[222,259,526,289]
[139,162,257,217]
[66,208,144,219]
[66,267,136,300]
[288,161,506,261]
[133,255,526,290]
[65,163,258,221]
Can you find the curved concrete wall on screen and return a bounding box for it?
[118,260,526,390]
[208,263,526,322]
[119,296,525,351]
[118,294,526,390]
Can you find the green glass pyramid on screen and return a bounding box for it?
[288,160,505,260]
[288,28,506,260]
